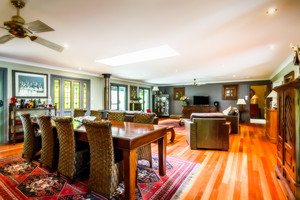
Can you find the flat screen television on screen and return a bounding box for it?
[193,96,209,105]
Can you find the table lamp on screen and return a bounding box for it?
[237,98,246,112]
[152,86,159,95]
[267,90,277,108]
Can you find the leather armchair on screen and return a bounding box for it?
[185,118,230,150]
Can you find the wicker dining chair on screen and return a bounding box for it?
[20,113,41,161]
[133,113,156,168]
[36,115,58,171]
[90,110,101,119]
[73,109,87,118]
[83,120,123,198]
[107,111,125,121]
[53,117,89,183]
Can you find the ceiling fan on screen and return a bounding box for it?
[0,0,64,52]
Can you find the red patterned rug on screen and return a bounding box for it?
[0,153,199,200]
[158,119,186,135]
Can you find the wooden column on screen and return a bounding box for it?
[102,74,111,110]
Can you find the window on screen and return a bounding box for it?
[54,79,60,109]
[83,83,87,109]
[73,82,80,109]
[64,81,71,109]
[110,84,127,110]
[139,87,150,112]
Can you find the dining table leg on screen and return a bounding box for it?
[158,134,167,176]
[123,148,137,200]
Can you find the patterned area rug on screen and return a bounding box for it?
[158,119,186,135]
[0,153,199,200]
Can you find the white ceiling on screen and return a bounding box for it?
[0,0,299,85]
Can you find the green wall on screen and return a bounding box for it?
[0,60,104,110]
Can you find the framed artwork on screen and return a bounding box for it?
[130,85,138,100]
[174,87,185,100]
[13,70,48,98]
[284,71,294,84]
[222,84,238,100]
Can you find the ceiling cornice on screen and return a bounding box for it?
[269,52,294,80]
[0,56,101,77]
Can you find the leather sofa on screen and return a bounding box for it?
[190,112,239,133]
[184,117,230,150]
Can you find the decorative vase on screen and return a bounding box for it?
[182,101,189,106]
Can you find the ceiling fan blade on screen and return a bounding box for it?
[0,26,9,31]
[26,20,55,33]
[29,36,64,52]
[0,35,15,44]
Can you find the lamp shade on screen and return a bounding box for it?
[251,94,258,99]
[237,98,246,105]
[152,86,159,91]
[267,90,277,98]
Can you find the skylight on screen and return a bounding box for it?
[96,45,179,66]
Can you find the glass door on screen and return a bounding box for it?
[139,87,150,112]
[51,75,90,117]
[110,84,127,110]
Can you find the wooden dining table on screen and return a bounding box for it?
[36,119,169,200]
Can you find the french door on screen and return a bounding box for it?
[51,75,90,117]
[139,87,150,112]
[110,84,127,110]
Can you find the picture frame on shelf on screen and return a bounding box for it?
[222,84,238,100]
[284,71,294,84]
[173,87,185,100]
[13,70,48,98]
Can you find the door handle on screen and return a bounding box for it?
[0,100,3,107]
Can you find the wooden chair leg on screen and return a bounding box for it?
[40,163,43,167]
[57,172,60,178]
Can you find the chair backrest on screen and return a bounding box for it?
[107,111,125,121]
[83,120,117,195]
[52,117,76,178]
[90,110,101,119]
[73,109,87,117]
[83,120,115,166]
[133,113,156,124]
[36,115,54,168]
[20,113,34,157]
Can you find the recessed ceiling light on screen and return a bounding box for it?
[269,45,274,50]
[266,8,277,15]
[96,45,179,66]
[63,44,69,48]
[175,69,178,72]
[78,67,82,70]
[233,74,236,78]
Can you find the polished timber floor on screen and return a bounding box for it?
[0,123,286,200]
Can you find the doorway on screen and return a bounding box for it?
[0,67,7,143]
[249,85,267,124]
[51,75,90,117]
[139,87,150,112]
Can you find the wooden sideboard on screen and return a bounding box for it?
[181,105,218,118]
[274,78,300,199]
[9,103,57,144]
[265,108,278,143]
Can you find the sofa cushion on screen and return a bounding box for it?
[222,106,232,115]
[190,112,225,120]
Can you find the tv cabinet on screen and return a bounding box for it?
[181,105,217,118]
